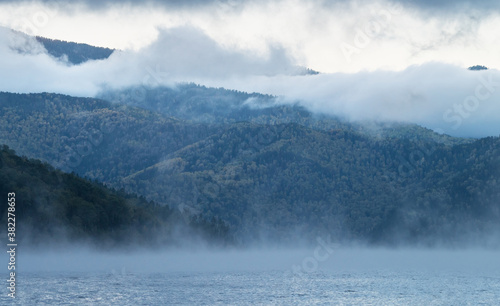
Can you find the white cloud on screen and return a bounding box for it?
[200,63,500,138]
[0,26,295,96]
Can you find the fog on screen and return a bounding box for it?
[12,247,500,276]
[11,232,500,274]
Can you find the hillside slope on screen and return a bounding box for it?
[0,145,230,248]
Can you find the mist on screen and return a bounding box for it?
[9,244,500,304]
[12,246,500,276]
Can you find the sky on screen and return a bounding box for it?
[1,0,500,73]
[1,0,500,137]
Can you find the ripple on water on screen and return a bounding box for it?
[10,270,500,305]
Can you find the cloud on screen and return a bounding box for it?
[122,27,294,79]
[0,27,101,95]
[398,0,500,12]
[0,0,253,10]
[0,26,295,95]
[1,0,500,13]
[201,63,500,138]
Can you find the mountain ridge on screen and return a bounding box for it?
[35,36,114,65]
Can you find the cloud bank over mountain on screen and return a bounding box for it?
[1,26,500,138]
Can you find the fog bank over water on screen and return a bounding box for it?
[15,247,500,275]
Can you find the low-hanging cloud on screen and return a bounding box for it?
[1,26,500,138]
[0,26,295,95]
[199,64,500,138]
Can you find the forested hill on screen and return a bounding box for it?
[36,36,114,65]
[99,84,469,145]
[119,121,500,246]
[0,91,218,181]
[0,145,231,248]
[1,90,500,246]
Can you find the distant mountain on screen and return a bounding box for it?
[1,90,499,246]
[468,65,488,71]
[36,36,114,65]
[287,66,320,75]
[0,145,231,248]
